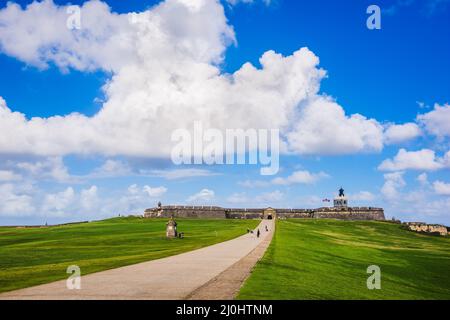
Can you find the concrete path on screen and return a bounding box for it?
[187,220,274,300]
[0,220,274,300]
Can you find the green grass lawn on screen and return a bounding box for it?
[238,219,450,300]
[0,217,258,293]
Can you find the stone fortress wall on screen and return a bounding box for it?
[146,205,227,219]
[144,188,385,221]
[144,206,450,237]
[404,222,449,236]
[274,207,385,220]
[144,205,386,221]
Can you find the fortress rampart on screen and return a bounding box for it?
[144,189,385,221]
[144,205,385,221]
[404,222,448,236]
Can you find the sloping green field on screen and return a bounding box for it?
[0,217,258,293]
[238,219,450,300]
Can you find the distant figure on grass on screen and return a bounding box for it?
[257,229,260,238]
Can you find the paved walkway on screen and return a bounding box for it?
[187,220,274,300]
[0,220,274,300]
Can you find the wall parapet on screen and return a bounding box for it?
[144,205,385,221]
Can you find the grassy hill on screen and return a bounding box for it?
[238,219,450,300]
[0,217,258,293]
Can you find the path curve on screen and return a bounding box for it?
[0,220,274,300]
[186,220,274,300]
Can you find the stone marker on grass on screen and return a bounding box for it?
[166,216,178,238]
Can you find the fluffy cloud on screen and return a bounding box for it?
[382,176,450,225]
[115,184,166,214]
[0,182,168,219]
[378,148,449,171]
[143,185,168,197]
[41,187,75,216]
[0,0,134,71]
[433,181,450,196]
[90,160,132,178]
[80,185,99,210]
[417,103,450,138]
[416,172,429,185]
[286,96,384,155]
[272,170,328,185]
[381,171,406,200]
[16,157,73,182]
[0,184,35,216]
[126,184,167,198]
[0,0,386,160]
[384,122,421,144]
[0,170,21,181]
[187,188,215,202]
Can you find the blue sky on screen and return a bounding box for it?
[0,0,449,225]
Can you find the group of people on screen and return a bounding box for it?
[247,224,270,238]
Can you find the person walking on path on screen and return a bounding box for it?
[257,229,260,238]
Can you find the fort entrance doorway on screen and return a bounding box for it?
[263,208,276,220]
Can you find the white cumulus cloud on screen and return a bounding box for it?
[90,160,132,178]
[80,185,99,210]
[143,185,168,197]
[381,171,406,201]
[16,157,73,182]
[0,183,35,216]
[417,103,450,138]
[41,187,75,216]
[187,188,215,202]
[384,122,421,144]
[378,148,449,171]
[433,181,450,196]
[286,96,384,155]
[0,0,386,160]
[0,170,21,181]
[271,170,328,185]
[416,172,429,185]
